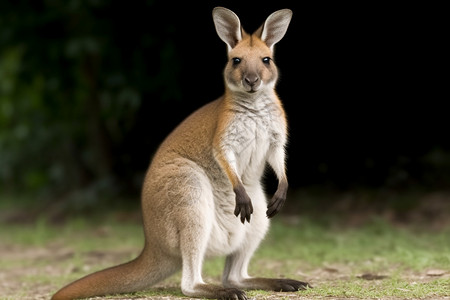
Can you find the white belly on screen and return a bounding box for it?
[205,185,269,257]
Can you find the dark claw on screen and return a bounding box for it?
[233,184,253,224]
[217,288,247,300]
[271,279,312,292]
[266,194,285,218]
[236,202,252,224]
[241,211,246,224]
[234,204,240,217]
[266,180,288,218]
[283,279,311,291]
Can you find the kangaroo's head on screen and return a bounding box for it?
[213,7,292,94]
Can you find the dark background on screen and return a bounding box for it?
[0,1,448,212]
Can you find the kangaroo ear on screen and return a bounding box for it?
[213,7,243,51]
[257,9,292,50]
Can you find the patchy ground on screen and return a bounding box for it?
[1,190,449,299]
[1,235,448,299]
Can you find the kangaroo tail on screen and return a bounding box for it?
[52,249,178,300]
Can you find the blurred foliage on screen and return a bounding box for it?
[0,0,181,206]
[0,1,448,211]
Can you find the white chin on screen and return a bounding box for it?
[244,83,263,93]
[227,82,263,93]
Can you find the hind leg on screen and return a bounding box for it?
[223,248,309,292]
[179,220,247,300]
[222,184,310,292]
[178,205,248,298]
[155,160,247,299]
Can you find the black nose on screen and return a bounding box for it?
[244,75,259,86]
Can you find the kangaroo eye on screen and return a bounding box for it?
[232,57,241,65]
[262,57,271,64]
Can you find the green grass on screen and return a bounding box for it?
[300,277,449,299]
[261,218,450,271]
[0,215,449,299]
[251,219,450,299]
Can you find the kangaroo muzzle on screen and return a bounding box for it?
[243,73,261,92]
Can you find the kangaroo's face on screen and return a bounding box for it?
[225,35,278,93]
[213,7,292,94]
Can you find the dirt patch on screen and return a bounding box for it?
[0,243,137,300]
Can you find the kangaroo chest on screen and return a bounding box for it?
[224,97,285,182]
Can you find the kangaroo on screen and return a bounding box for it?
[52,7,309,300]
